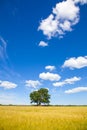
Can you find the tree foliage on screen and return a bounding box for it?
[30,88,50,105]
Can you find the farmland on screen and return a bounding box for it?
[0,106,87,130]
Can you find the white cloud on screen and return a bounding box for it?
[53,81,65,87]
[64,76,81,84]
[39,72,61,81]
[38,0,87,38]
[73,0,87,4]
[45,65,56,71]
[25,80,41,88]
[0,81,17,89]
[0,36,8,60]
[0,36,21,79]
[53,76,81,87]
[53,0,79,21]
[62,56,87,69]
[65,87,87,94]
[38,41,48,47]
[38,14,58,38]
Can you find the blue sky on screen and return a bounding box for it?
[0,0,87,105]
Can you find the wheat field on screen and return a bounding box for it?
[0,106,87,130]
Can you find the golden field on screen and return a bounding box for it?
[0,106,87,130]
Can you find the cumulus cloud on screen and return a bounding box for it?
[65,87,87,94]
[53,76,81,87]
[39,72,61,81]
[0,81,17,89]
[38,14,58,38]
[38,0,87,38]
[65,76,81,83]
[62,56,87,69]
[45,65,56,71]
[73,0,87,4]
[38,41,48,47]
[53,81,65,87]
[25,80,41,88]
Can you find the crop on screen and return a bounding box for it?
[0,106,87,130]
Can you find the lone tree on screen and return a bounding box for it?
[30,88,50,106]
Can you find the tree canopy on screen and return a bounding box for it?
[30,88,50,105]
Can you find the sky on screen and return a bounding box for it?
[0,0,87,105]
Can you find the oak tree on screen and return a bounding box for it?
[30,88,50,105]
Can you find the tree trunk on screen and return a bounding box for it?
[37,102,41,106]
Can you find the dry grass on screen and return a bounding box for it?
[0,106,87,130]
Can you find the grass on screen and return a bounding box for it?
[0,106,87,130]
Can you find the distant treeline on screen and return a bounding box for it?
[0,104,87,107]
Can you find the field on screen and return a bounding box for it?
[0,106,87,130]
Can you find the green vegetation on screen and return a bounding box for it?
[0,106,87,130]
[30,88,50,105]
